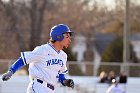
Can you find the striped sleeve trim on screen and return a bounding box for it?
[21,52,27,65]
[61,70,68,74]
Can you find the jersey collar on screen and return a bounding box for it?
[48,43,60,54]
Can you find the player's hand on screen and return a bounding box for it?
[63,79,74,89]
[2,70,13,81]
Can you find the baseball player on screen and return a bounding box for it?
[106,79,125,93]
[2,24,74,93]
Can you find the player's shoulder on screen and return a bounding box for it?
[40,43,50,49]
[60,50,67,58]
[34,44,47,50]
[33,43,50,53]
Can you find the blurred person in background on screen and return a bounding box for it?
[119,72,127,83]
[106,79,125,93]
[99,71,109,83]
[108,71,116,84]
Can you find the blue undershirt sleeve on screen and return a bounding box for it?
[59,74,66,86]
[9,57,25,74]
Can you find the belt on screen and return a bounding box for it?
[34,79,54,90]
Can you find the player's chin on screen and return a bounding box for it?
[63,45,68,49]
[63,43,70,49]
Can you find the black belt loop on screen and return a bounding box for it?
[47,83,54,90]
[37,79,43,84]
[36,79,54,90]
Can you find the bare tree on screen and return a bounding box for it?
[0,0,30,51]
[29,0,47,50]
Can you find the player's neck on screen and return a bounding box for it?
[49,42,61,51]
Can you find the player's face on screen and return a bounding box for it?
[60,33,72,49]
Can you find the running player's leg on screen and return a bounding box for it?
[27,81,46,93]
[27,80,55,93]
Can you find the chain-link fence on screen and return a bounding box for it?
[67,61,140,77]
